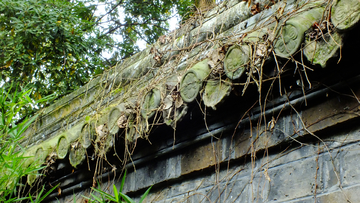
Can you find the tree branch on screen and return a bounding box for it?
[94,0,125,26]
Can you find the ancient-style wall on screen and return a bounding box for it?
[19,0,360,202]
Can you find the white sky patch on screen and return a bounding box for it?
[137,13,179,50]
[94,3,180,59]
[169,7,181,31]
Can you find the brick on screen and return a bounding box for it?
[166,154,182,179]
[221,136,233,161]
[181,141,221,175]
[148,159,167,183]
[164,194,189,203]
[167,178,203,197]
[341,144,360,187]
[319,152,340,191]
[234,129,252,159]
[267,157,321,202]
[224,178,251,202]
[316,185,360,203]
[144,188,169,203]
[234,114,301,164]
[123,170,136,192]
[192,179,250,203]
[251,171,271,202]
[267,143,319,168]
[255,114,299,149]
[301,91,360,134]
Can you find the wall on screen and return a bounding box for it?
[126,83,360,203]
[19,0,360,202]
[53,78,360,203]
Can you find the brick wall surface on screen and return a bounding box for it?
[38,0,360,201]
[129,123,360,203]
[54,84,360,203]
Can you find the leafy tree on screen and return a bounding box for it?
[0,0,110,102]
[0,0,194,117]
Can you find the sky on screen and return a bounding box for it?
[95,4,180,58]
[137,11,179,50]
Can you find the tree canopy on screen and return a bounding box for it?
[0,0,194,118]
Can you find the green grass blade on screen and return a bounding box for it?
[117,192,135,203]
[37,183,60,202]
[113,184,120,202]
[90,193,104,202]
[91,187,117,202]
[120,169,127,192]
[139,186,152,203]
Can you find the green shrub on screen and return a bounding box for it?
[0,83,55,202]
[84,170,152,203]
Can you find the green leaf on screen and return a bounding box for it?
[90,193,104,202]
[91,187,117,202]
[16,114,38,137]
[120,169,127,192]
[36,184,59,203]
[139,186,152,203]
[117,192,135,203]
[113,184,120,202]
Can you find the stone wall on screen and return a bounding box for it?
[51,77,360,203]
[144,124,360,203]
[20,0,360,202]
[128,84,360,203]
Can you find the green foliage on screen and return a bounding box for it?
[0,83,55,202]
[0,1,194,201]
[0,0,193,201]
[28,184,60,203]
[84,170,152,203]
[0,0,111,101]
[0,0,194,120]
